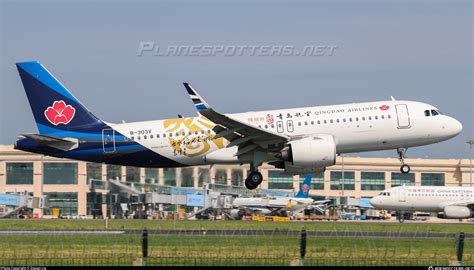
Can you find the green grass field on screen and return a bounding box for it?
[0,219,473,233]
[0,219,472,266]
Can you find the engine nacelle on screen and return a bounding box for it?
[280,135,336,168]
[438,206,473,219]
[229,209,245,220]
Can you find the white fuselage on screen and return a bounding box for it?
[370,186,474,212]
[109,100,462,167]
[232,196,314,212]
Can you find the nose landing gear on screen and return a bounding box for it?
[397,148,411,174]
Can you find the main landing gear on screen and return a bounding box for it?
[397,148,411,174]
[245,164,263,190]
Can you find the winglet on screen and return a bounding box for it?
[183,82,211,111]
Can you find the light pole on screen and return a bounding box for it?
[467,140,474,187]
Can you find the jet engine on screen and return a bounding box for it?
[437,206,473,219]
[278,134,336,173]
[229,209,245,220]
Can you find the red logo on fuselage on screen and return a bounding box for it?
[44,100,76,125]
[266,114,274,125]
[379,105,390,111]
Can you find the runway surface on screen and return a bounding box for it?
[0,229,471,238]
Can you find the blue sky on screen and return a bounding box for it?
[1,0,472,158]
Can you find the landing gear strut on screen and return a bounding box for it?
[245,164,263,190]
[397,148,410,174]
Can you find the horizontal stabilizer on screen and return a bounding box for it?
[20,133,79,151]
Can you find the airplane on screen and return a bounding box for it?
[14,61,463,190]
[370,186,474,222]
[229,173,321,219]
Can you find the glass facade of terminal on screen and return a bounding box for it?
[231,170,244,186]
[215,169,227,185]
[43,163,77,184]
[126,166,140,182]
[181,168,194,187]
[107,165,122,181]
[86,163,102,184]
[145,168,159,184]
[330,171,355,190]
[44,192,78,216]
[164,168,176,186]
[391,172,415,187]
[299,172,324,190]
[268,170,293,189]
[198,168,210,187]
[421,173,445,186]
[361,172,385,190]
[86,192,103,217]
[6,162,33,185]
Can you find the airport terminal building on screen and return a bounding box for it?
[0,145,472,217]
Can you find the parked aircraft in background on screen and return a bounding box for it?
[229,173,320,219]
[370,186,474,222]
[15,61,463,190]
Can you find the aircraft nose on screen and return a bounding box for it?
[370,197,380,208]
[450,118,463,136]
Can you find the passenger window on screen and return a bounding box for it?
[304,121,308,126]
[298,122,301,126]
[355,117,359,121]
[375,116,378,120]
[336,119,340,123]
[368,116,372,120]
[131,136,134,141]
[271,124,275,128]
[349,118,352,122]
[169,133,173,137]
[424,110,430,117]
[324,120,327,124]
[137,136,141,140]
[362,117,365,121]
[163,134,166,138]
[343,119,346,122]
[150,135,153,139]
[175,132,179,136]
[381,115,384,119]
[265,125,268,129]
[431,110,439,116]
[317,120,321,124]
[310,121,314,125]
[144,135,147,139]
[330,119,333,124]
[387,114,391,119]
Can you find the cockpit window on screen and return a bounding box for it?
[424,110,430,117]
[431,110,439,116]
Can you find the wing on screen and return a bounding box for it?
[183,83,289,158]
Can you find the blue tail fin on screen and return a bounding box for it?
[295,173,312,198]
[16,61,105,135]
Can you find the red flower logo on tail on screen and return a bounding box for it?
[379,105,390,111]
[302,184,309,195]
[44,100,76,125]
